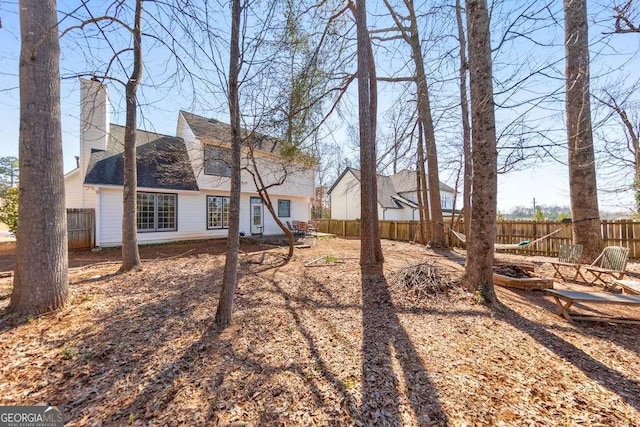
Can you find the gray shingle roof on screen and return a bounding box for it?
[329,167,455,208]
[391,169,456,193]
[84,125,199,191]
[180,111,281,153]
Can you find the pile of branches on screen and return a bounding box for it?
[389,261,457,299]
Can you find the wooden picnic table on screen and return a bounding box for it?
[611,279,640,295]
[547,289,640,324]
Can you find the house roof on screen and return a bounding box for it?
[391,169,456,193]
[328,167,455,209]
[84,125,199,191]
[180,111,281,154]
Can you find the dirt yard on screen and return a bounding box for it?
[1,237,639,426]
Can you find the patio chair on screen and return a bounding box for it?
[584,246,630,287]
[549,244,585,282]
[287,221,304,236]
[307,220,318,233]
[286,221,299,236]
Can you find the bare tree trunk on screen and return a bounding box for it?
[120,0,143,273]
[355,0,384,274]
[464,0,498,303]
[10,0,69,314]
[410,43,445,247]
[215,0,242,329]
[564,0,603,261]
[456,0,472,238]
[246,152,296,259]
[416,122,430,244]
[382,0,445,246]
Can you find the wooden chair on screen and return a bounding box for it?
[547,289,640,324]
[286,221,299,236]
[307,220,317,233]
[549,244,585,282]
[584,246,630,287]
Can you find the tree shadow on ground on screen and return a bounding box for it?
[360,270,448,425]
[505,286,640,357]
[497,293,640,411]
[0,238,266,272]
[31,260,225,424]
[257,267,360,421]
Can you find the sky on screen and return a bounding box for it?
[1,0,639,214]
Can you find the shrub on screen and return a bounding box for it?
[0,187,18,235]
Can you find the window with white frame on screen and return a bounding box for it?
[278,199,291,217]
[207,195,231,229]
[440,191,452,210]
[136,192,177,232]
[204,145,231,177]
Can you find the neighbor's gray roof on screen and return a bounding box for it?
[328,167,455,209]
[377,174,403,209]
[84,125,199,191]
[391,169,456,193]
[180,111,281,153]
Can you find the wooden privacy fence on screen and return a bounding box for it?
[316,219,640,258]
[67,208,95,249]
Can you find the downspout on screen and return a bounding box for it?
[95,188,101,248]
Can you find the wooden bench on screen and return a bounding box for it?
[547,289,640,324]
[549,244,585,282]
[611,279,640,295]
[583,246,630,287]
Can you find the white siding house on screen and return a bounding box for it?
[328,168,457,221]
[64,78,314,247]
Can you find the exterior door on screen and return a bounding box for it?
[251,203,263,235]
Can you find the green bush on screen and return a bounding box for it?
[0,187,18,235]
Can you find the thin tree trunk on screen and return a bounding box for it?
[355,0,384,273]
[416,121,430,244]
[383,0,446,247]
[246,152,296,259]
[411,46,445,247]
[464,0,498,303]
[215,0,242,329]
[10,0,69,314]
[564,0,603,261]
[456,0,472,239]
[120,0,143,273]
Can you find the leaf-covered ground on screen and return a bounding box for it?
[1,237,639,426]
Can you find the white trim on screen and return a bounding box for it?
[391,194,419,209]
[64,168,80,178]
[95,189,101,247]
[83,183,200,194]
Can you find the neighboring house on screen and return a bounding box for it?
[64,78,314,247]
[328,167,457,221]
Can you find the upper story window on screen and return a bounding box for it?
[440,191,452,210]
[278,199,291,217]
[204,145,231,177]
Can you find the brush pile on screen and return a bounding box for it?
[390,261,457,299]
